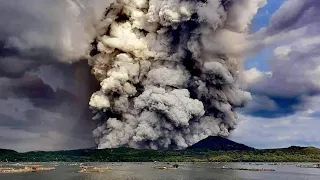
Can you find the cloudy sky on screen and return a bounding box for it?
[0,0,107,152]
[0,0,319,152]
[231,0,320,148]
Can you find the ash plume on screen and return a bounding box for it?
[88,0,265,149]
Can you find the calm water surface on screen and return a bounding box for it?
[1,162,320,180]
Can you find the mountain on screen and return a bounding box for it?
[0,149,17,154]
[187,136,254,151]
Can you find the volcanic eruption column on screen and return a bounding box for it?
[87,0,265,149]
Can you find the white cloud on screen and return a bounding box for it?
[236,0,320,148]
[242,67,271,86]
[232,107,320,148]
[241,0,320,118]
[233,95,320,148]
[273,46,291,60]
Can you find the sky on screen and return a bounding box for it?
[245,0,285,71]
[0,0,320,152]
[231,0,320,148]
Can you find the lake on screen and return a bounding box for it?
[1,162,320,180]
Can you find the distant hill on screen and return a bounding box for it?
[1,141,320,162]
[187,136,254,151]
[265,146,320,153]
[0,149,17,154]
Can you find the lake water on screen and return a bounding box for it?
[1,162,320,180]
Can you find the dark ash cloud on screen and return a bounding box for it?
[0,0,110,152]
[0,62,99,152]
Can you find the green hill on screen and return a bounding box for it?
[1,139,320,162]
[0,149,17,154]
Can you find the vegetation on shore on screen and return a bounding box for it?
[1,146,320,162]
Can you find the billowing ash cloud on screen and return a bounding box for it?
[88,0,265,149]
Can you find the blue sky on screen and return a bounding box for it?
[246,0,286,71]
[232,0,320,149]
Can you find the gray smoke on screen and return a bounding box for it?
[87,0,265,149]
